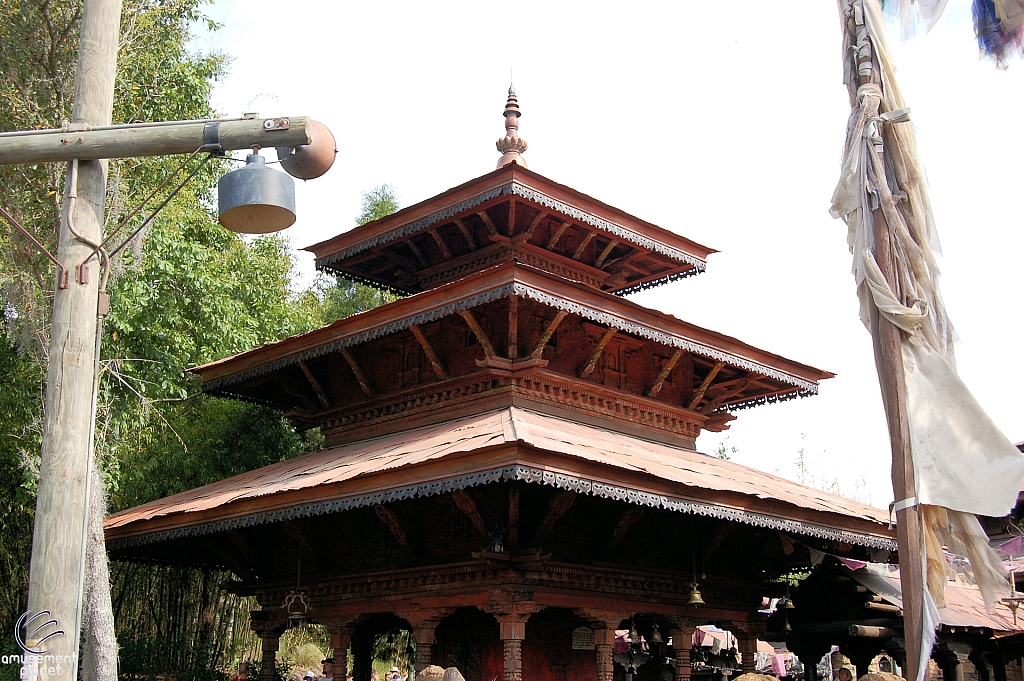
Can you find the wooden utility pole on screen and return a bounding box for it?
[26,0,121,678]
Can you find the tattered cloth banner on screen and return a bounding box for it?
[832,1,1024,679]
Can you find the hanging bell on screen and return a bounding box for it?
[650,624,663,645]
[629,622,641,644]
[781,585,795,610]
[687,583,705,606]
[218,153,296,234]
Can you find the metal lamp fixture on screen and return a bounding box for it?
[218,151,296,234]
[283,559,311,628]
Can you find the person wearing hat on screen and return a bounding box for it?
[321,658,334,681]
[304,671,317,681]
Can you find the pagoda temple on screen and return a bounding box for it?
[105,88,895,681]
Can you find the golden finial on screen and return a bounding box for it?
[496,84,528,168]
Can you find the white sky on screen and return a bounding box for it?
[193,1,1024,509]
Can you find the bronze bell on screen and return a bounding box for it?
[781,585,795,610]
[629,622,641,644]
[650,624,663,644]
[687,582,705,606]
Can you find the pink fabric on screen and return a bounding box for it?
[1000,536,1022,557]
[771,654,788,677]
[836,556,868,570]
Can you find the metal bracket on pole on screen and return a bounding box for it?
[203,122,223,155]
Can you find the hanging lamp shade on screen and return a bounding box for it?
[218,153,296,234]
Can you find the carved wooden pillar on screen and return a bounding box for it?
[413,621,439,672]
[668,624,696,681]
[260,632,280,681]
[351,629,374,681]
[989,654,1008,681]
[330,625,354,681]
[972,652,992,681]
[595,628,616,681]
[738,635,758,675]
[497,615,527,681]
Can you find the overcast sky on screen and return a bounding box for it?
[192,1,1024,508]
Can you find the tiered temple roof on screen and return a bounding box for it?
[105,95,894,680]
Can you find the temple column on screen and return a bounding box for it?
[972,652,992,681]
[595,628,615,681]
[412,621,439,673]
[330,625,354,681]
[668,621,698,681]
[738,635,758,675]
[989,654,1008,681]
[497,614,527,681]
[260,632,280,681]
[351,629,374,681]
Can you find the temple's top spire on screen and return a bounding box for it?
[495,84,528,168]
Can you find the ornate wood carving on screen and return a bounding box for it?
[374,504,409,547]
[406,239,429,268]
[594,240,618,268]
[572,232,596,260]
[459,310,498,359]
[689,361,725,410]
[508,296,519,359]
[580,327,618,378]
[546,221,570,249]
[508,486,520,547]
[529,311,568,360]
[454,218,476,249]
[452,489,490,537]
[534,491,576,543]
[298,360,332,409]
[647,350,683,399]
[610,507,645,549]
[477,210,498,236]
[410,325,448,379]
[339,348,375,397]
[524,211,547,237]
[428,229,452,260]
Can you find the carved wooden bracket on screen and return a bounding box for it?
[689,361,725,411]
[339,347,375,397]
[647,350,683,399]
[410,324,448,378]
[452,488,490,537]
[374,504,409,547]
[534,490,576,543]
[580,327,618,378]
[529,310,568,360]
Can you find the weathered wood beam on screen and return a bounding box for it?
[427,228,452,260]
[534,491,576,543]
[339,347,375,397]
[381,247,421,273]
[609,507,645,548]
[405,239,429,268]
[594,240,618,268]
[688,360,725,411]
[508,486,520,547]
[647,350,683,399]
[452,489,489,536]
[524,211,547,236]
[579,327,618,378]
[297,360,331,409]
[476,211,498,236]
[529,310,569,360]
[454,218,476,249]
[458,310,498,359]
[508,198,517,236]
[374,504,408,547]
[508,295,519,359]
[546,221,571,249]
[572,231,597,260]
[410,324,448,378]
